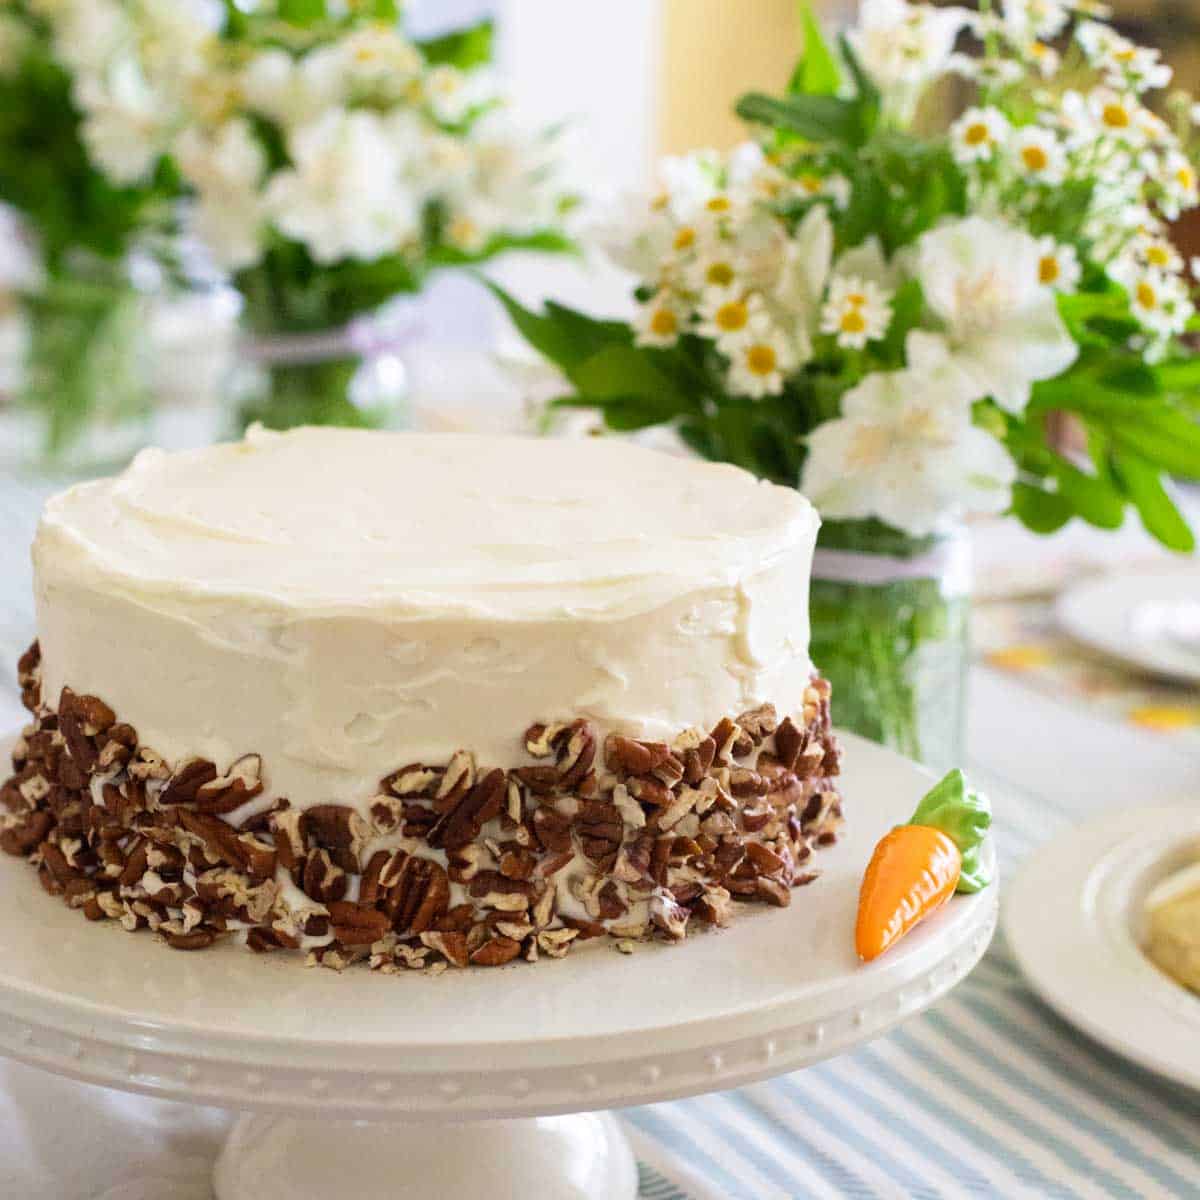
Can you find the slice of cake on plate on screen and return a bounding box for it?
[1,427,843,971]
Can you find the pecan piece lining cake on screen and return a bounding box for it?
[0,427,844,971]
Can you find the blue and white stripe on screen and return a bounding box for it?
[622,768,1200,1199]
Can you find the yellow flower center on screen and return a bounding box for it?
[450,217,478,244]
[846,292,867,308]
[354,46,378,62]
[1114,47,1136,64]
[715,301,749,332]
[798,174,823,194]
[1038,255,1059,284]
[650,193,669,212]
[1177,167,1195,190]
[706,196,731,213]
[706,262,735,287]
[650,308,678,337]
[1145,245,1170,267]
[840,309,868,334]
[1102,103,1130,129]
[1136,281,1158,309]
[673,226,696,251]
[964,122,991,146]
[1022,145,1049,172]
[746,344,778,376]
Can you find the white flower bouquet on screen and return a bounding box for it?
[497,1,1200,765]
[0,0,205,458]
[0,1,573,442]
[174,4,573,431]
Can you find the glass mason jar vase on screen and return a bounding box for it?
[13,257,153,471]
[231,305,416,435]
[808,520,971,773]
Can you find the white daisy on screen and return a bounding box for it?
[1010,125,1067,185]
[634,290,686,348]
[1086,88,1146,145]
[687,250,743,296]
[726,315,796,398]
[946,54,1025,88]
[697,290,759,353]
[1128,269,1193,338]
[1034,237,1082,292]
[793,172,851,209]
[1159,151,1199,219]
[1131,232,1183,274]
[1002,0,1070,42]
[819,276,894,349]
[1023,41,1060,78]
[951,107,1011,164]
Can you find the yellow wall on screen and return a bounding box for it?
[657,0,804,154]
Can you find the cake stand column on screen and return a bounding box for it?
[212,1110,639,1200]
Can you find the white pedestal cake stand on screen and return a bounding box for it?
[0,733,996,1200]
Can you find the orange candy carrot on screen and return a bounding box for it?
[855,824,962,962]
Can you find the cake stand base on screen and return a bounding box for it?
[213,1112,637,1200]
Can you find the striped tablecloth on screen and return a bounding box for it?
[0,474,1198,1200]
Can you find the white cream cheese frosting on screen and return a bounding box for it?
[33,426,820,813]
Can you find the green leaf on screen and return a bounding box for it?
[1156,358,1200,397]
[1011,481,1073,533]
[569,344,686,403]
[278,0,326,22]
[416,18,494,69]
[789,3,841,96]
[1112,453,1196,552]
[1096,360,1160,397]
[363,0,400,17]
[873,278,923,367]
[486,284,631,373]
[556,392,686,432]
[1110,409,1200,481]
[1049,457,1125,530]
[837,33,881,136]
[735,91,863,146]
[909,770,992,894]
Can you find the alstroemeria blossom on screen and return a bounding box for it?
[265,109,419,264]
[801,333,1016,535]
[913,216,1078,413]
[176,119,266,270]
[847,0,971,118]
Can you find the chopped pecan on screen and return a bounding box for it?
[531,804,572,853]
[302,848,348,904]
[328,901,391,947]
[604,735,673,777]
[385,856,450,935]
[773,717,806,772]
[419,930,470,967]
[469,935,522,967]
[195,754,264,815]
[427,769,505,850]
[0,810,52,857]
[160,760,219,806]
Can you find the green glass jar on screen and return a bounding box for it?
[809,519,971,772]
[16,259,153,470]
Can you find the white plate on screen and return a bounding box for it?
[1004,805,1200,1092]
[1056,565,1200,684]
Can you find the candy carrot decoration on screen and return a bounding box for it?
[856,769,991,962]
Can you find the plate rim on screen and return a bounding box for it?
[1003,803,1200,1093]
[1055,566,1200,685]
